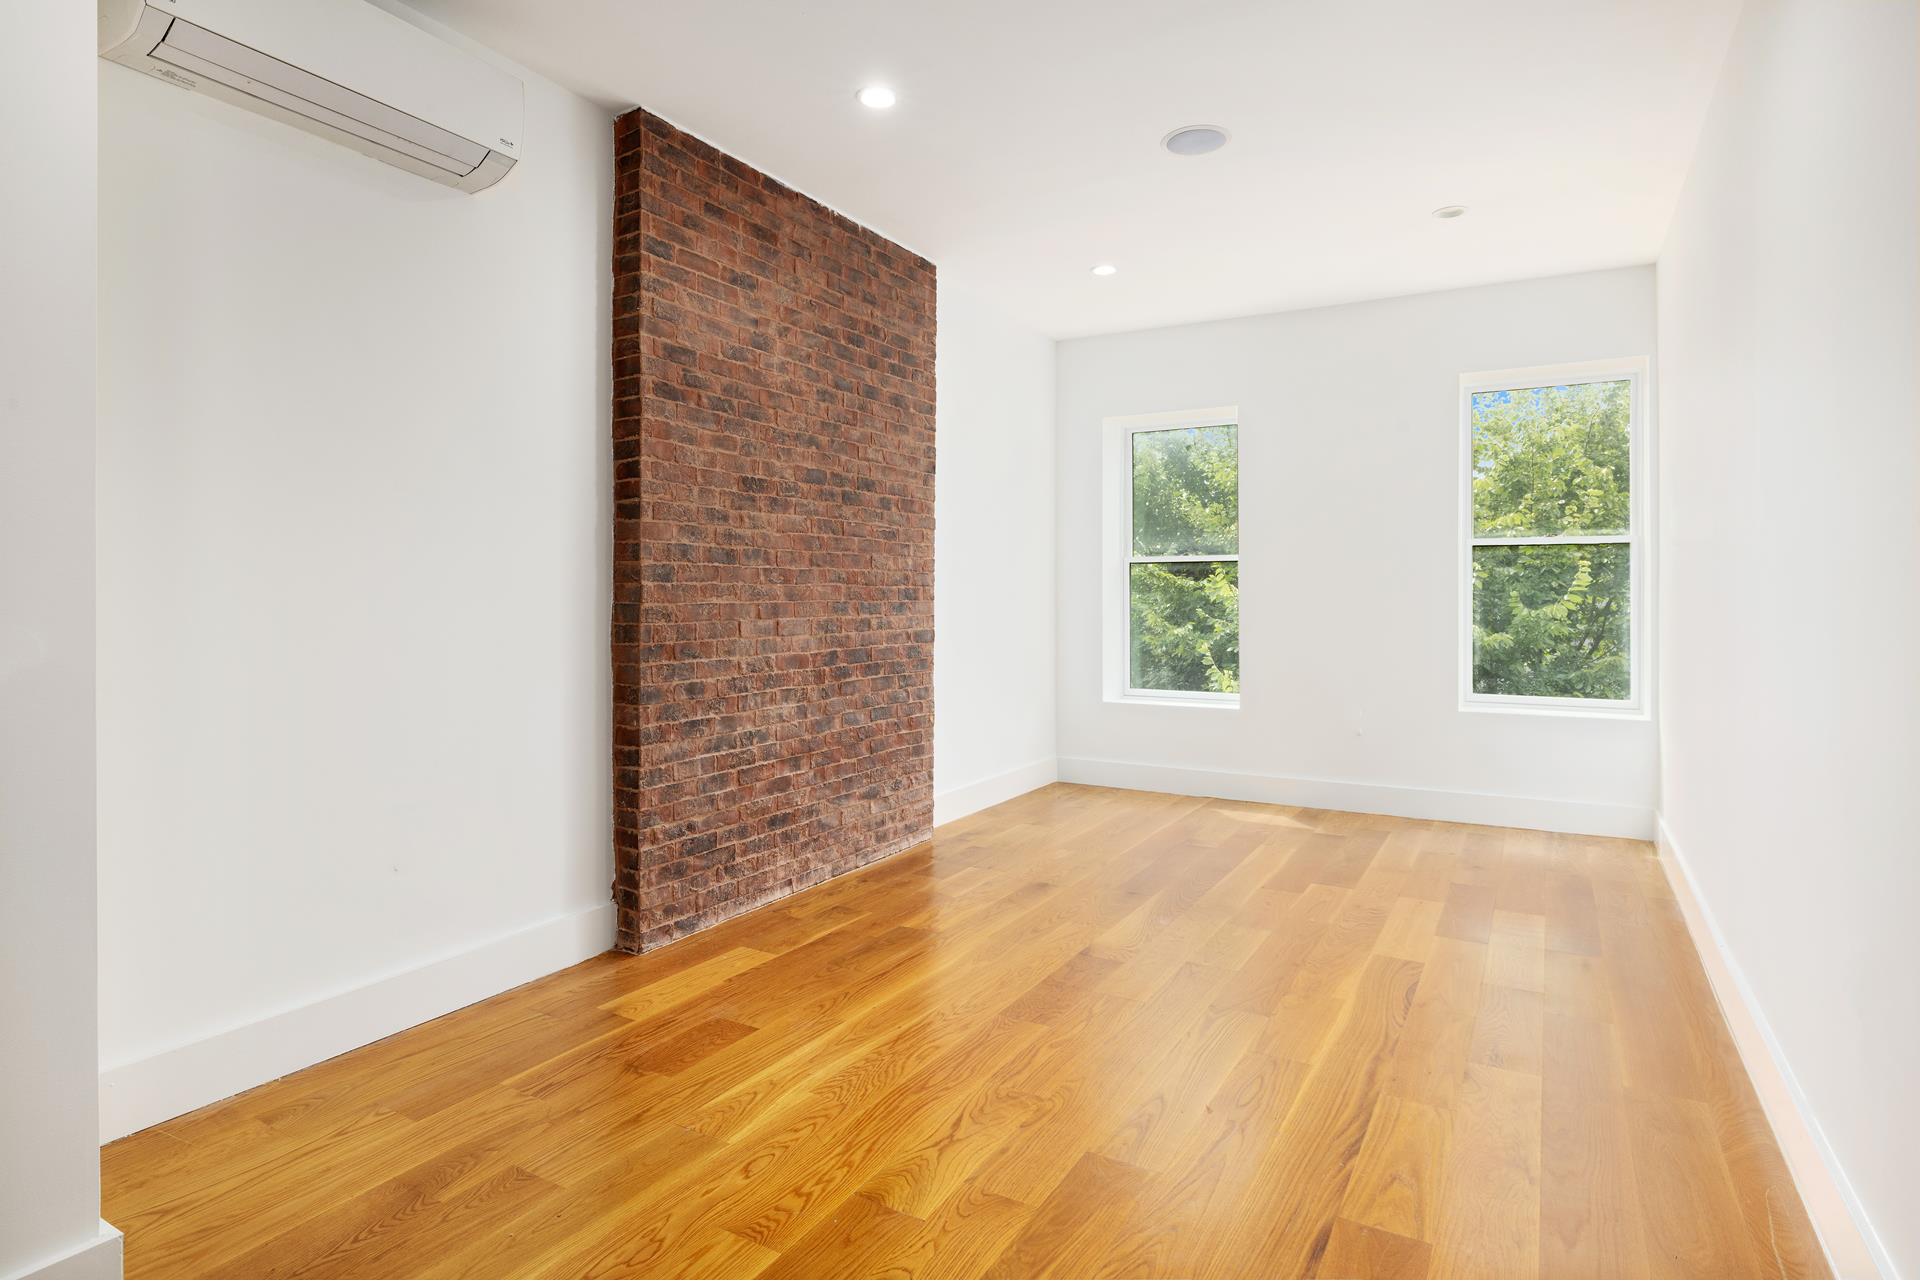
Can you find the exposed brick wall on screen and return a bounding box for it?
[610,109,936,953]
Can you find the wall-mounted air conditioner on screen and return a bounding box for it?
[99,0,522,193]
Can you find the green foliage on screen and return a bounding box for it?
[1129,425,1239,694]
[1471,381,1632,700]
[1121,395,1633,701]
[1132,426,1238,555]
[1130,561,1239,693]
[1472,544,1629,699]
[1472,381,1630,536]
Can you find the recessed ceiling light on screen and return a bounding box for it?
[1162,125,1230,156]
[1090,263,1118,277]
[1432,205,1468,220]
[856,85,896,110]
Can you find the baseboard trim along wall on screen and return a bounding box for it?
[1056,756,1654,839]
[22,1220,123,1281]
[1655,816,1890,1279]
[933,757,1059,827]
[99,901,616,1142]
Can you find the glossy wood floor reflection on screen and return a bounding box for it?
[102,784,1826,1279]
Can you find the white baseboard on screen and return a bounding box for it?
[934,756,1058,827]
[21,1220,122,1280]
[1056,756,1653,839]
[1655,815,1890,1279]
[99,901,615,1142]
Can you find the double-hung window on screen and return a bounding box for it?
[1461,359,1647,714]
[1106,407,1240,705]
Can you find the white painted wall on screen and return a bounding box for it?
[934,285,1058,824]
[1054,268,1659,836]
[95,3,616,1138]
[0,6,118,1278]
[1656,1,1918,1273]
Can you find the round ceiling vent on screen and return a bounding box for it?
[1162,125,1230,156]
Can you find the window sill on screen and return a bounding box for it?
[1460,698,1648,722]
[1109,693,1241,711]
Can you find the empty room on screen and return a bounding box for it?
[3,0,1916,1277]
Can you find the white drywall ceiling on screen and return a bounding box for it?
[411,0,1740,337]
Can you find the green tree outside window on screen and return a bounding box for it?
[1470,380,1633,700]
[1128,425,1239,694]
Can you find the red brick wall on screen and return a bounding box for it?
[610,109,936,953]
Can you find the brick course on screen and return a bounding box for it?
[611,109,936,952]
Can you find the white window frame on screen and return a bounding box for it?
[1102,405,1242,709]
[1458,357,1651,719]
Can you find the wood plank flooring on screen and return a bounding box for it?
[102,784,1827,1279]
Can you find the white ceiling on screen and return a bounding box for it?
[413,0,1741,338]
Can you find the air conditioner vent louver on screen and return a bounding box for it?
[151,20,489,176]
[99,0,522,194]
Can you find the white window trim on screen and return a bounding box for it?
[1102,405,1242,709]
[1458,357,1652,719]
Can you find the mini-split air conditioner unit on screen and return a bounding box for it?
[99,0,523,193]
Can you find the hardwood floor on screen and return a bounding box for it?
[102,784,1827,1279]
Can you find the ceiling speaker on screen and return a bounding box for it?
[1162,125,1230,156]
